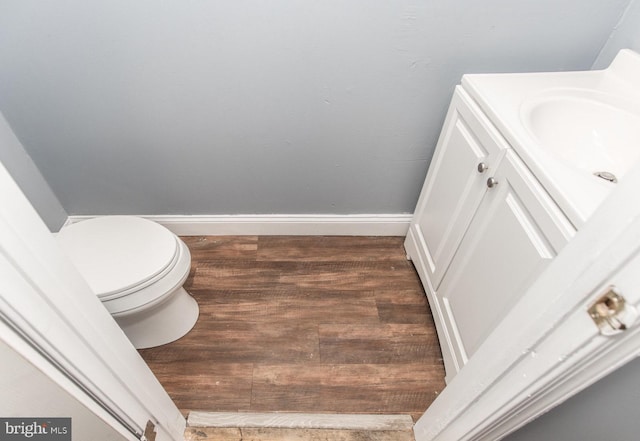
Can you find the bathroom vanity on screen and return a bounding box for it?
[406,49,640,381]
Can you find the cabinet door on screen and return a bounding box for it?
[437,152,574,375]
[406,87,508,289]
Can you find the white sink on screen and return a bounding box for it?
[461,49,640,227]
[520,88,640,180]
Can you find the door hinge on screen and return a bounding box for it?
[140,420,156,441]
[588,287,638,336]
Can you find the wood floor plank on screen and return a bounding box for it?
[182,236,258,261]
[144,362,254,411]
[140,321,319,364]
[191,289,380,324]
[190,260,422,292]
[256,236,408,262]
[374,290,434,325]
[251,364,445,414]
[318,324,441,364]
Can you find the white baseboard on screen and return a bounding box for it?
[64,214,412,236]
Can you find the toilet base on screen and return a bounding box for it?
[114,287,199,349]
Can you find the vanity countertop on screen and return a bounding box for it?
[461,49,640,228]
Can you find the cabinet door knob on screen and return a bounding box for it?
[477,162,489,173]
[487,177,498,188]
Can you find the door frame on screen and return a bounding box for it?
[0,161,186,441]
[414,160,640,439]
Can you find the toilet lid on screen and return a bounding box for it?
[56,216,179,298]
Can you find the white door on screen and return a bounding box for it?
[0,161,185,441]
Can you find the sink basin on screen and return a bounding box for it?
[520,89,640,180]
[461,49,640,226]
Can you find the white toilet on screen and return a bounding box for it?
[56,216,199,349]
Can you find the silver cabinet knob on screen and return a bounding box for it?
[487,177,498,188]
[477,162,489,173]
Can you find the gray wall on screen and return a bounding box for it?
[0,0,630,216]
[593,0,640,69]
[506,4,640,439]
[0,113,67,231]
[504,357,640,441]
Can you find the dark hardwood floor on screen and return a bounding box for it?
[139,236,446,420]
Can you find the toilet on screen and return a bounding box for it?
[56,216,199,349]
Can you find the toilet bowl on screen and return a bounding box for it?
[56,216,199,349]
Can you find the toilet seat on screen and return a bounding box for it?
[102,238,191,316]
[57,216,199,348]
[57,216,180,301]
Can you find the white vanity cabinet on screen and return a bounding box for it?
[408,87,509,289]
[405,87,575,382]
